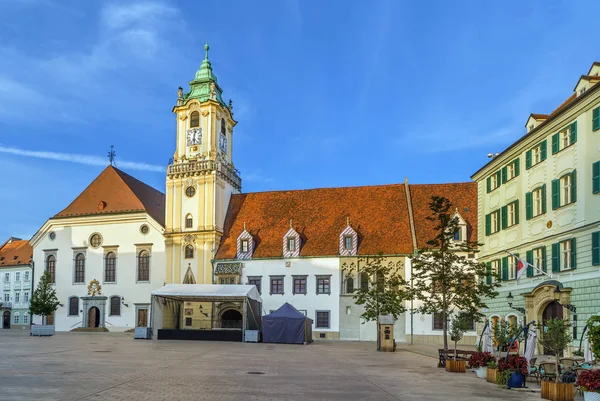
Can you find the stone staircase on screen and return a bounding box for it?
[70,327,109,333]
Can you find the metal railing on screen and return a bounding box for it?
[167,160,241,189]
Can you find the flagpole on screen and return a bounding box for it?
[504,251,553,279]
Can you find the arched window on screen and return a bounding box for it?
[221,118,226,136]
[190,111,200,128]
[185,245,194,259]
[68,296,79,316]
[105,252,116,283]
[360,272,369,290]
[46,255,56,283]
[13,312,19,324]
[110,296,121,316]
[185,214,193,228]
[137,250,150,282]
[74,253,85,283]
[346,277,354,294]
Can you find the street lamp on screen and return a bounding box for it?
[506,292,526,314]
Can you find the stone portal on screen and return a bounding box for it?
[81,296,107,328]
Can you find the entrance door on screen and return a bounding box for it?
[221,309,242,329]
[136,308,148,327]
[2,311,10,329]
[88,307,100,328]
[542,301,564,355]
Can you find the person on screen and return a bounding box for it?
[509,338,520,353]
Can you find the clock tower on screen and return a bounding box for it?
[165,43,241,285]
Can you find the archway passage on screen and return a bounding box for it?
[221,309,242,329]
[542,301,564,355]
[2,311,10,329]
[88,306,100,328]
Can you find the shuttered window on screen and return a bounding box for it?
[552,171,577,209]
[593,106,600,132]
[593,161,600,194]
[592,232,600,266]
[526,185,546,219]
[552,122,577,154]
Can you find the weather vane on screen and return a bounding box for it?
[107,145,116,166]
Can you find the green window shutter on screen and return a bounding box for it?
[552,133,559,154]
[486,176,491,193]
[570,121,577,144]
[496,171,502,187]
[541,184,547,214]
[486,262,492,284]
[571,169,577,203]
[526,250,534,277]
[593,161,600,194]
[525,192,533,220]
[501,166,507,184]
[570,238,577,269]
[593,232,600,266]
[501,206,507,229]
[552,243,560,272]
[552,179,560,209]
[514,200,519,225]
[541,246,547,272]
[501,257,508,281]
[593,107,600,131]
[526,150,532,169]
[541,140,547,161]
[485,213,491,236]
[514,158,520,177]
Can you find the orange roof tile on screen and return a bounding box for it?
[0,238,32,267]
[549,93,577,117]
[530,113,549,120]
[54,166,165,226]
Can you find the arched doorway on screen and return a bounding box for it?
[542,301,564,355]
[221,309,242,329]
[2,311,10,329]
[88,307,100,328]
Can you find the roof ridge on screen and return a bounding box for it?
[235,182,405,196]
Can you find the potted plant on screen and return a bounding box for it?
[577,370,600,401]
[29,271,60,336]
[538,318,574,401]
[445,314,470,373]
[493,318,515,353]
[469,352,495,379]
[587,316,600,362]
[487,360,499,383]
[498,354,528,388]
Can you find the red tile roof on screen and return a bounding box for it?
[54,166,165,226]
[530,113,549,120]
[215,182,477,259]
[0,238,32,267]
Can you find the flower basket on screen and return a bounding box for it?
[577,370,600,401]
[445,360,466,373]
[541,381,574,401]
[497,355,528,389]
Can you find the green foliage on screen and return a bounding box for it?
[409,196,499,351]
[449,313,472,358]
[492,319,516,352]
[587,316,600,361]
[347,254,407,322]
[538,318,572,382]
[29,271,60,322]
[496,369,511,388]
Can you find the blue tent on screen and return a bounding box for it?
[262,303,313,344]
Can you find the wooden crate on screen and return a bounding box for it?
[445,360,466,373]
[541,381,574,401]
[486,368,498,383]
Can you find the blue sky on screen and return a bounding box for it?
[0,0,596,241]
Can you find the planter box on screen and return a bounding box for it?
[541,381,574,401]
[486,368,498,383]
[133,327,152,339]
[30,325,55,337]
[583,392,600,401]
[445,360,466,373]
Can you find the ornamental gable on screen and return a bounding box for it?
[282,224,301,258]
[339,224,358,256]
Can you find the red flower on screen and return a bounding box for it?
[498,355,528,375]
[468,352,496,368]
[577,370,600,393]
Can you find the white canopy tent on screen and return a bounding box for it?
[151,284,262,303]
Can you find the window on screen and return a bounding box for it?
[23,314,28,325]
[453,229,461,241]
[105,252,116,283]
[561,130,570,148]
[185,214,193,228]
[190,111,200,128]
[3,294,8,302]
[527,140,547,169]
[185,317,193,326]
[593,106,600,132]
[360,272,369,290]
[287,237,296,252]
[293,276,307,295]
[241,240,249,253]
[561,240,572,270]
[24,292,29,303]
[298,309,307,316]
[4,272,9,282]
[110,296,121,316]
[343,236,353,250]
[137,250,150,281]
[221,118,226,136]
[561,174,571,205]
[552,122,577,154]
[315,311,330,329]
[533,187,544,217]
[486,259,500,284]
[533,247,545,275]
[74,253,85,283]
[502,158,520,182]
[13,313,19,324]
[486,210,500,235]
[552,171,577,209]
[15,292,20,303]
[15,272,20,282]
[68,297,79,316]
[89,233,102,248]
[185,186,196,197]
[487,171,501,192]
[219,277,235,284]
[346,277,354,293]
[24,271,29,281]
[593,161,600,194]
[593,232,600,266]
[46,255,56,283]
[503,200,519,228]
[552,239,576,272]
[508,257,516,280]
[184,245,194,259]
[433,313,445,330]
[248,277,261,294]
[270,276,284,294]
[316,275,331,294]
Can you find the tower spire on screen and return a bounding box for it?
[204,42,210,60]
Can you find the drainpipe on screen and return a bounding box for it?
[29,260,34,330]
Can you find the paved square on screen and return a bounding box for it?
[0,331,540,401]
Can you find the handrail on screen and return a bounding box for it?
[105,320,115,327]
[70,320,82,329]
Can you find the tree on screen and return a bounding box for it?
[493,318,516,353]
[587,316,600,361]
[538,318,572,382]
[409,196,498,352]
[449,313,471,359]
[29,271,60,325]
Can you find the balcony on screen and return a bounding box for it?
[167,159,241,190]
[0,302,12,309]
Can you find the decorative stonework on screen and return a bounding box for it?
[183,234,196,244]
[184,178,197,189]
[214,262,242,275]
[87,279,102,296]
[188,102,200,111]
[202,110,210,117]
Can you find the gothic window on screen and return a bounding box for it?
[105,252,116,283]
[46,255,56,284]
[221,118,226,136]
[190,111,200,128]
[68,297,79,316]
[185,245,194,259]
[346,277,354,294]
[110,296,121,316]
[137,250,150,281]
[74,253,85,283]
[185,214,193,228]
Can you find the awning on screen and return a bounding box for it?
[151,284,262,303]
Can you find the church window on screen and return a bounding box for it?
[110,296,121,316]
[137,250,150,282]
[74,253,85,283]
[346,277,354,293]
[68,297,79,316]
[185,214,193,228]
[185,186,196,197]
[185,245,194,259]
[190,111,200,128]
[89,233,102,248]
[241,239,249,253]
[105,252,116,283]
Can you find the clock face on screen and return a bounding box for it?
[219,134,227,153]
[187,128,202,146]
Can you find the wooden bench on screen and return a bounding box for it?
[438,349,476,368]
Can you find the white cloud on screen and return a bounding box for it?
[243,170,274,184]
[0,145,163,172]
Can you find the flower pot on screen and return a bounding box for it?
[583,392,600,401]
[475,366,487,379]
[30,325,55,337]
[541,381,574,401]
[486,368,498,383]
[507,372,525,389]
[445,360,466,373]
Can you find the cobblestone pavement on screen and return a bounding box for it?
[0,331,542,401]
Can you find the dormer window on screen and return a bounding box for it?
[343,236,353,250]
[451,212,467,243]
[283,222,301,258]
[453,229,461,241]
[339,220,358,256]
[190,111,200,128]
[241,239,249,253]
[237,225,254,259]
[287,238,296,252]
